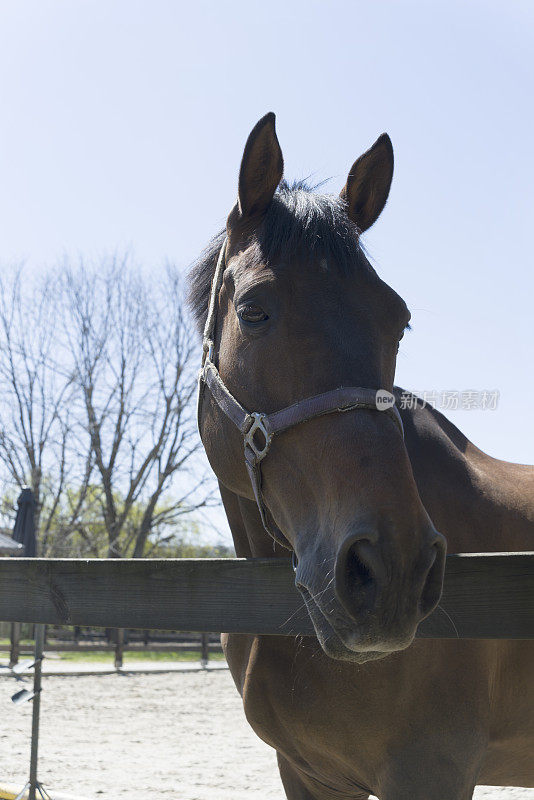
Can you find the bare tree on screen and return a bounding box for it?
[0,270,93,552]
[0,259,216,557]
[62,256,214,558]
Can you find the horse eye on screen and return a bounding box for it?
[239,304,269,324]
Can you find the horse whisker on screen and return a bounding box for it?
[436,603,460,638]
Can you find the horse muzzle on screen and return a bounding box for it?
[294,527,446,661]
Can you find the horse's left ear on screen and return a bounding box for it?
[340,134,394,232]
[237,112,284,220]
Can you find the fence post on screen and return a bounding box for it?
[200,632,209,667]
[114,628,124,670]
[28,623,45,800]
[9,621,20,668]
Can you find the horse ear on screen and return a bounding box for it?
[237,112,284,219]
[340,134,394,232]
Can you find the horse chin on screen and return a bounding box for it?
[300,587,414,664]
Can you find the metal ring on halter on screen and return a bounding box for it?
[244,413,272,462]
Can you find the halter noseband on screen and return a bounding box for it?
[197,238,404,551]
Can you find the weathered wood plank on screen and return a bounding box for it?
[0,554,532,638]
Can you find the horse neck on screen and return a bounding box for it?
[400,393,534,553]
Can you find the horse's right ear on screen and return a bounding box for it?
[236,112,284,220]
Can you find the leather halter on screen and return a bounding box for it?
[197,238,404,551]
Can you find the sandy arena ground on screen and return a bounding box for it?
[0,668,532,800]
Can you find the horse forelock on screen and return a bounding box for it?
[187,180,377,334]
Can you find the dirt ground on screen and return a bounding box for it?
[0,669,532,799]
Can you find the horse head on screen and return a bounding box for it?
[192,113,446,663]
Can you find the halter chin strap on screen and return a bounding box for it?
[197,237,405,551]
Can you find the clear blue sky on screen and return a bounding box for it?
[1,1,532,541]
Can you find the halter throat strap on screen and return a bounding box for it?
[197,237,404,551]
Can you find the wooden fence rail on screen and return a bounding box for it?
[0,553,533,639]
[0,623,222,668]
[0,640,222,654]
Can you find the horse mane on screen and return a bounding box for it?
[187,180,376,333]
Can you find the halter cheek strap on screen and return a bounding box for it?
[197,238,404,551]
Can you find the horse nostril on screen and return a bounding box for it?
[291,550,298,574]
[335,535,380,618]
[346,543,374,589]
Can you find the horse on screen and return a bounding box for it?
[189,112,534,800]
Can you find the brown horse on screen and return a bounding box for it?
[189,113,534,799]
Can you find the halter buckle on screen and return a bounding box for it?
[244,413,272,462]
